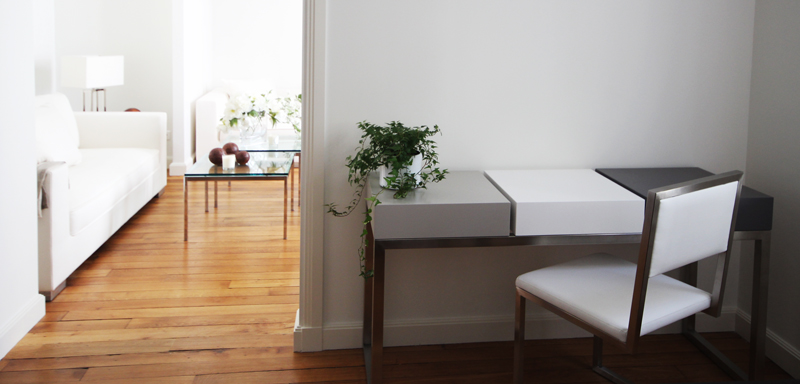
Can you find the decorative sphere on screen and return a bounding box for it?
[208,147,224,166]
[222,142,239,155]
[124,108,141,112]
[236,151,250,165]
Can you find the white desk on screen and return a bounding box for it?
[362,169,770,384]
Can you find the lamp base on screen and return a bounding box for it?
[82,88,107,112]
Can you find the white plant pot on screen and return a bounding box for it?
[378,154,423,189]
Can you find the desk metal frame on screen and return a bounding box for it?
[183,170,290,241]
[362,224,770,383]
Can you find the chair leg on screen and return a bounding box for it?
[514,290,526,384]
[591,336,633,384]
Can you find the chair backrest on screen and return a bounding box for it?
[648,179,740,277]
[627,171,743,345]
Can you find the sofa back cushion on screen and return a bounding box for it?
[35,93,82,165]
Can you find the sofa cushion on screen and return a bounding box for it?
[35,93,82,165]
[68,148,159,236]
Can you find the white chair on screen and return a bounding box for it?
[513,171,744,384]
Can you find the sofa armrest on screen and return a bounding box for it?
[196,90,229,159]
[37,161,70,291]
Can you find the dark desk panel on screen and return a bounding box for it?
[596,168,773,232]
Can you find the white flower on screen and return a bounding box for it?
[253,95,268,112]
[233,94,252,113]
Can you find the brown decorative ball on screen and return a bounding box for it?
[124,108,141,112]
[236,150,250,165]
[208,147,224,166]
[222,142,239,155]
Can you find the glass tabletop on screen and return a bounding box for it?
[186,151,294,177]
[218,131,301,153]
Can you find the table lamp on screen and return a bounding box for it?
[61,55,124,111]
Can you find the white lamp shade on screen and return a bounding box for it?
[61,55,124,89]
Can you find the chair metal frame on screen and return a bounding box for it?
[514,170,744,384]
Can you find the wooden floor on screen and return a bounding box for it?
[0,173,793,383]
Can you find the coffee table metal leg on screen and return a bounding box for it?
[184,178,188,241]
[205,181,209,213]
[283,178,288,240]
[214,181,218,208]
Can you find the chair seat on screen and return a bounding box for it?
[516,253,711,342]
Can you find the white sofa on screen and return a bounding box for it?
[36,93,167,300]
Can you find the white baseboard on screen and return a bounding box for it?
[320,306,737,351]
[294,310,323,352]
[169,162,187,176]
[735,309,800,379]
[0,294,45,360]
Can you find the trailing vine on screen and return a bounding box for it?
[326,121,448,278]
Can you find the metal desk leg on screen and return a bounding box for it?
[205,180,209,212]
[370,241,386,384]
[183,178,188,241]
[283,178,288,240]
[364,224,375,346]
[214,181,218,208]
[750,232,770,380]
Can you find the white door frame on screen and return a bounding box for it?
[294,0,326,352]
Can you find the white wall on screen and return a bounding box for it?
[210,0,302,95]
[0,0,47,360]
[54,0,172,158]
[33,0,56,95]
[744,0,800,377]
[170,0,213,175]
[320,0,756,349]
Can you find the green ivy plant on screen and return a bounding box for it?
[326,121,448,279]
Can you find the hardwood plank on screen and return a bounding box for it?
[0,369,86,383]
[70,269,111,278]
[41,312,67,322]
[0,360,7,371]
[3,347,293,371]
[29,319,131,333]
[60,281,233,294]
[268,287,300,296]
[80,349,364,381]
[49,295,297,311]
[96,265,299,277]
[86,258,299,270]
[81,377,196,384]
[51,287,293,302]
[60,303,298,321]
[18,323,293,346]
[125,312,297,328]
[228,279,299,288]
[192,366,365,384]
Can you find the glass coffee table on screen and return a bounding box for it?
[183,152,295,241]
[221,132,302,210]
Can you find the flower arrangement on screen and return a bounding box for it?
[218,92,302,141]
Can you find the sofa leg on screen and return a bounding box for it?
[40,280,67,302]
[156,187,166,198]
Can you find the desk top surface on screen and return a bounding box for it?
[485,169,643,203]
[595,167,771,200]
[367,171,510,206]
[596,167,774,232]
